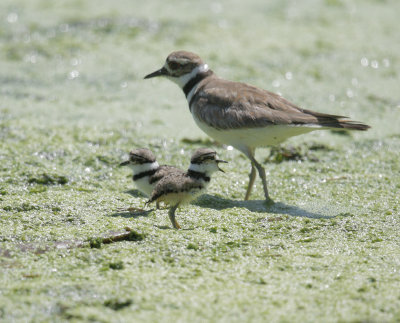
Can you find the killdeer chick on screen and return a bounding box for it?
[146,148,227,229]
[119,148,182,208]
[144,51,370,201]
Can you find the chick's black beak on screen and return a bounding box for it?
[119,160,130,167]
[217,159,228,172]
[144,67,168,79]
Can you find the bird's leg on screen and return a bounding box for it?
[244,148,271,202]
[252,157,270,201]
[244,163,256,200]
[168,204,181,229]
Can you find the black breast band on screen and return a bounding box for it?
[183,70,213,98]
[187,170,210,182]
[133,169,157,181]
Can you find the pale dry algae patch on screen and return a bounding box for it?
[1,0,400,322]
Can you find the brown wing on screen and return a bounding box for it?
[150,165,183,185]
[191,76,369,131]
[148,173,202,204]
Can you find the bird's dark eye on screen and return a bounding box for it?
[169,62,180,70]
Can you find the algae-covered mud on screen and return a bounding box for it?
[1,0,400,321]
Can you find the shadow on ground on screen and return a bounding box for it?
[110,193,350,219]
[194,194,346,219]
[124,189,146,198]
[110,209,153,218]
[109,189,151,218]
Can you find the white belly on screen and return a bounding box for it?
[134,177,154,196]
[192,113,318,152]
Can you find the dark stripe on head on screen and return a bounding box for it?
[129,149,156,164]
[129,154,154,164]
[190,155,216,165]
[190,148,217,164]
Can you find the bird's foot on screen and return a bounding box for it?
[172,219,181,230]
[264,197,275,206]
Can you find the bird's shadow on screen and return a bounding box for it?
[109,191,347,221]
[123,189,146,198]
[194,194,344,219]
[108,190,151,218]
[153,225,196,231]
[109,210,153,218]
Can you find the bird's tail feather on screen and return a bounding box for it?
[322,119,370,131]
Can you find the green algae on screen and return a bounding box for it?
[103,298,133,311]
[1,0,400,322]
[28,173,69,185]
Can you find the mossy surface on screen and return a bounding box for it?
[1,0,400,322]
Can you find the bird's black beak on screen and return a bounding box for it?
[144,66,168,79]
[216,159,228,172]
[119,160,130,167]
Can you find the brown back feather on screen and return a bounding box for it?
[191,75,370,131]
[148,172,199,203]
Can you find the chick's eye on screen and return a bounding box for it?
[169,62,180,70]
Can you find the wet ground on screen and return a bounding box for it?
[1,0,399,321]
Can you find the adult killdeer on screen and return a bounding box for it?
[144,51,370,201]
[146,148,227,229]
[119,148,182,207]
